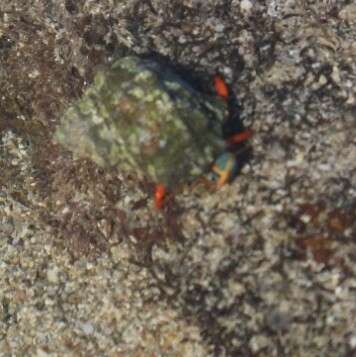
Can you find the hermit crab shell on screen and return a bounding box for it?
[55,56,227,187]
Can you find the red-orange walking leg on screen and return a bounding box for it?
[154,184,167,209]
[226,129,254,146]
[213,75,229,101]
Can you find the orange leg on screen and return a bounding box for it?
[226,129,254,146]
[154,184,167,209]
[213,75,229,101]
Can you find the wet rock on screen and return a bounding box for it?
[339,4,356,25]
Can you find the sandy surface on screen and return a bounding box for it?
[1,1,356,355]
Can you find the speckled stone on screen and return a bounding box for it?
[1,0,356,356]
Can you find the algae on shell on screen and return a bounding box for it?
[55,56,227,187]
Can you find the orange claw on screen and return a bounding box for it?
[154,184,167,209]
[226,129,254,146]
[214,75,229,100]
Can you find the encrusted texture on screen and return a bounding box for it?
[1,0,356,356]
[55,56,226,187]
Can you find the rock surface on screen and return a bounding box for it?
[1,0,356,355]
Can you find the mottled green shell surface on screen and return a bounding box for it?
[55,56,227,187]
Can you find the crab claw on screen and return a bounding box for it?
[214,75,229,100]
[154,184,167,209]
[226,129,254,146]
[211,152,239,188]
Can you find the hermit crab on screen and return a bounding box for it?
[55,56,252,208]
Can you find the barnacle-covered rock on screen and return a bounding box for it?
[54,56,227,187]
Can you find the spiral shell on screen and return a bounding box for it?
[55,56,227,187]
